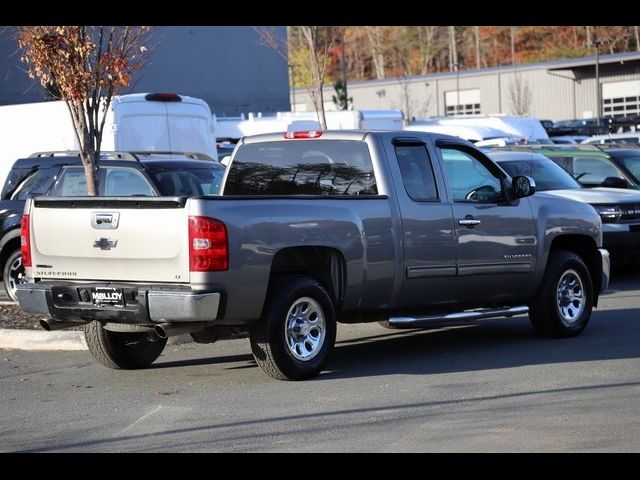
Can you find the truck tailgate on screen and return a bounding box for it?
[29,198,189,283]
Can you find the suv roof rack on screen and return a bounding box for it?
[129,151,214,161]
[28,151,213,161]
[29,151,138,161]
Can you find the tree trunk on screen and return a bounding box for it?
[449,26,458,70]
[340,29,348,110]
[475,26,481,69]
[510,26,516,65]
[81,153,98,196]
[635,26,640,51]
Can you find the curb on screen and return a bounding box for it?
[0,328,192,351]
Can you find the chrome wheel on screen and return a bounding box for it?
[284,296,326,361]
[6,254,25,302]
[556,269,585,326]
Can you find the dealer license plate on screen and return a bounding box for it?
[91,287,125,307]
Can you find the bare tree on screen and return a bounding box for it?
[391,78,431,124]
[509,72,532,116]
[300,26,340,129]
[363,26,386,79]
[417,26,440,75]
[16,26,150,195]
[255,26,340,129]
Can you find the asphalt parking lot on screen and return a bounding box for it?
[1,271,639,452]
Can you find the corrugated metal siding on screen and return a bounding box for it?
[293,59,640,122]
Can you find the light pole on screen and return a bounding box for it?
[450,61,460,115]
[594,38,602,126]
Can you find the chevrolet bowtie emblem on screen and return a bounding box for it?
[93,238,118,250]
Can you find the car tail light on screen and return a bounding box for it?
[21,214,32,268]
[145,93,182,102]
[283,131,323,139]
[189,216,228,271]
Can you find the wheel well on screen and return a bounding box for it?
[0,237,21,281]
[549,235,601,299]
[269,247,346,307]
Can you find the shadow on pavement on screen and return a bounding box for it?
[321,307,640,380]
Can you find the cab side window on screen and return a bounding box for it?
[440,147,503,203]
[394,144,439,201]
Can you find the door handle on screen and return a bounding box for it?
[458,218,481,226]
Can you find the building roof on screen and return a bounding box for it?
[294,51,640,92]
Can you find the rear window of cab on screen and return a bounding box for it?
[224,140,378,196]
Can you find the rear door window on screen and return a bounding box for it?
[225,140,377,196]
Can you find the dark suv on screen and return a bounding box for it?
[0,151,226,301]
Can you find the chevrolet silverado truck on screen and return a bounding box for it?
[16,131,610,380]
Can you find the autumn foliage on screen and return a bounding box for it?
[289,26,640,87]
[16,26,150,195]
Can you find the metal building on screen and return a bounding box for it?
[0,26,291,115]
[292,51,640,122]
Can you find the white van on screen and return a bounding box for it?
[0,93,218,188]
[404,123,519,144]
[409,115,550,144]
[214,109,404,142]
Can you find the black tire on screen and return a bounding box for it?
[3,249,24,303]
[529,250,594,338]
[84,321,167,369]
[250,276,336,380]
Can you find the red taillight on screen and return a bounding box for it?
[189,216,228,272]
[21,214,32,268]
[283,130,323,139]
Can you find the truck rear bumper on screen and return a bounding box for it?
[16,282,221,324]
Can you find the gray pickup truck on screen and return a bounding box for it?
[17,131,610,380]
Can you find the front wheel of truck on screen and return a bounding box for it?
[529,250,594,338]
[84,321,167,369]
[250,276,337,380]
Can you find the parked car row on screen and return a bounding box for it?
[487,150,640,265]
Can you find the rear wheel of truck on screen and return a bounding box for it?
[84,321,167,369]
[529,250,593,338]
[250,276,336,380]
[3,249,25,303]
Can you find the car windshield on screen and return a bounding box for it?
[145,164,226,196]
[615,153,640,182]
[497,157,582,191]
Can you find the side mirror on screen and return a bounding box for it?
[512,175,536,199]
[220,155,231,166]
[602,176,629,189]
